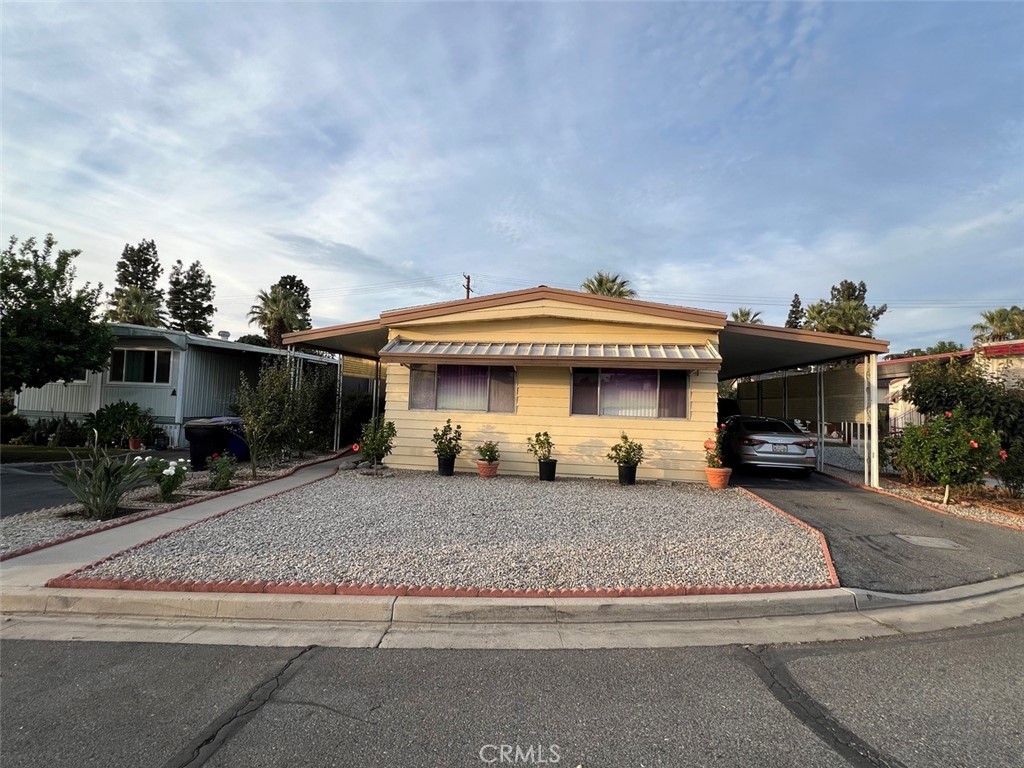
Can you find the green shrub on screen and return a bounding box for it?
[52,416,87,447]
[133,455,188,501]
[432,419,463,458]
[896,408,1000,502]
[359,420,396,466]
[84,401,150,447]
[476,440,500,463]
[993,439,1024,499]
[207,452,238,491]
[0,413,29,444]
[607,433,645,466]
[53,441,150,520]
[236,362,292,478]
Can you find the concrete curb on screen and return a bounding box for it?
[820,468,1024,532]
[5,573,1022,626]
[1,451,351,562]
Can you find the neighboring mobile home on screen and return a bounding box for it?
[284,287,889,484]
[15,323,351,447]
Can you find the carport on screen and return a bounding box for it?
[284,290,889,486]
[718,322,889,487]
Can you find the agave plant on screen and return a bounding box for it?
[52,434,150,520]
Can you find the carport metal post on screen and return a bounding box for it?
[371,360,381,424]
[815,368,825,472]
[333,354,344,452]
[868,353,880,487]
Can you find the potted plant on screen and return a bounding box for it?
[526,431,557,481]
[431,419,463,476]
[475,440,500,478]
[607,432,645,485]
[124,410,153,451]
[705,425,732,489]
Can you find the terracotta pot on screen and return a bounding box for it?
[128,438,144,451]
[476,460,499,478]
[705,466,732,489]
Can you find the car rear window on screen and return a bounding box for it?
[740,418,800,434]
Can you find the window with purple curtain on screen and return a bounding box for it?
[409,365,515,412]
[571,368,688,418]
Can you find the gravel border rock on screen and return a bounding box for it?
[0,453,336,558]
[76,470,832,589]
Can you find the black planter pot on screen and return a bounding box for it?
[617,464,638,485]
[538,459,557,481]
[437,455,456,476]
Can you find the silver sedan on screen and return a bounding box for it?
[722,416,816,474]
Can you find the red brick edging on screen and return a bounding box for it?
[40,478,838,599]
[736,486,841,588]
[1,451,350,562]
[820,470,1024,533]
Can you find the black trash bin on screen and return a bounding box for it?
[184,418,230,471]
[210,416,250,462]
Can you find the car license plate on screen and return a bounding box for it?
[772,444,789,453]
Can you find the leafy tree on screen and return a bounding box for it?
[803,280,887,337]
[167,259,216,335]
[581,271,637,298]
[900,358,1024,446]
[236,333,270,348]
[972,306,1024,343]
[1,234,115,392]
[730,307,763,324]
[785,294,804,329]
[236,362,292,478]
[927,340,965,355]
[109,239,163,309]
[106,285,166,327]
[272,275,312,330]
[247,286,302,348]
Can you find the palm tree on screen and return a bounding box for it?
[248,286,301,348]
[972,306,1024,342]
[804,300,875,337]
[581,272,637,298]
[106,286,165,327]
[730,307,763,324]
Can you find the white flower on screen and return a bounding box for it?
[145,456,154,461]
[162,468,175,476]
[133,456,143,462]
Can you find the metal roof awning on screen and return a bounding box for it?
[379,339,723,369]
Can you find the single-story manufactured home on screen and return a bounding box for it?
[284,287,890,485]
[14,323,366,447]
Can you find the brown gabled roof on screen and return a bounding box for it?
[379,286,728,327]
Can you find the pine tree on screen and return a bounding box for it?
[785,294,804,329]
[109,239,163,308]
[272,275,312,330]
[167,260,216,335]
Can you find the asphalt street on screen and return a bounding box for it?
[0,464,75,517]
[736,470,1024,593]
[1,619,1021,768]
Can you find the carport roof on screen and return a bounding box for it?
[283,289,889,376]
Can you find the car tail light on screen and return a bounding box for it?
[740,438,767,446]
[795,440,816,448]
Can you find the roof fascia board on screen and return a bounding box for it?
[723,322,890,354]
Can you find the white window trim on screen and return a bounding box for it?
[108,348,174,386]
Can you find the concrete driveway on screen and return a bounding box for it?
[736,471,1024,593]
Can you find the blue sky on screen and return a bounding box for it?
[2,1,1021,351]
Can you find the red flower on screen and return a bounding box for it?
[352,443,360,452]
[1000,450,1008,460]
[212,453,219,459]
[944,411,953,418]
[970,441,979,449]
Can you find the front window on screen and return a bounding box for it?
[409,364,515,412]
[110,350,172,384]
[571,368,688,418]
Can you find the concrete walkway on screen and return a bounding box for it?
[3,456,1024,649]
[736,471,1024,592]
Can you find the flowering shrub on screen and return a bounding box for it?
[207,452,237,491]
[895,407,1000,502]
[136,456,188,501]
[993,439,1024,499]
[705,425,727,468]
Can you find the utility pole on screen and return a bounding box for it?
[463,274,473,300]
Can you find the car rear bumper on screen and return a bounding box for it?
[737,448,816,469]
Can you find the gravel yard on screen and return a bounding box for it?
[75,470,833,589]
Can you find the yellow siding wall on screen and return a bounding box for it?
[392,316,714,346]
[385,363,719,483]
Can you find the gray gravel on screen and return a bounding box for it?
[77,471,832,589]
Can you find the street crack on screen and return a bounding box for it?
[161,645,318,768]
[741,645,909,768]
